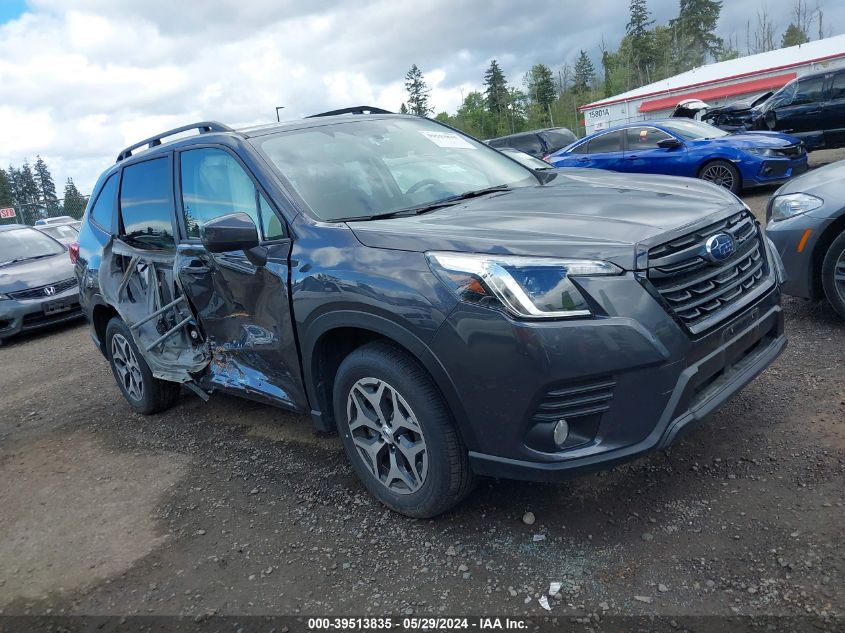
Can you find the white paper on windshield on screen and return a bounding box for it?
[418,130,476,149]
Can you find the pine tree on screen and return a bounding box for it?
[19,161,40,222]
[0,168,12,208]
[483,60,510,135]
[627,0,656,84]
[7,165,23,210]
[671,0,724,68]
[34,155,59,215]
[399,102,409,114]
[782,23,809,47]
[573,51,596,94]
[63,178,87,220]
[404,65,431,116]
[525,64,557,125]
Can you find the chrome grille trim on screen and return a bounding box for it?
[7,278,78,300]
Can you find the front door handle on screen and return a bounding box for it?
[181,259,211,275]
[626,155,639,160]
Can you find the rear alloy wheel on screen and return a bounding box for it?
[699,160,741,193]
[105,317,181,415]
[821,230,845,320]
[333,341,474,518]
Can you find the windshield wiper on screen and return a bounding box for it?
[0,253,56,267]
[336,185,512,222]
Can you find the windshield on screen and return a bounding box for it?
[659,120,729,140]
[257,117,537,221]
[0,228,65,266]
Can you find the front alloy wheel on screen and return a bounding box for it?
[346,377,429,494]
[699,160,741,193]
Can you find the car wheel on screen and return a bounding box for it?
[821,230,845,320]
[105,317,181,414]
[699,160,742,193]
[333,341,475,518]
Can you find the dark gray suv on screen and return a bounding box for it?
[75,108,787,517]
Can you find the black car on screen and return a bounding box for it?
[75,108,786,517]
[486,127,577,158]
[0,224,82,343]
[753,68,845,150]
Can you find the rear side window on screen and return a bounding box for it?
[586,131,622,154]
[180,148,285,241]
[90,173,118,230]
[119,157,175,250]
[508,134,544,156]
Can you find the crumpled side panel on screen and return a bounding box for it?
[99,238,209,383]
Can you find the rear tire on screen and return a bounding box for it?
[821,230,845,320]
[699,159,741,193]
[333,341,475,518]
[105,317,181,415]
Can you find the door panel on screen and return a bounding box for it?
[176,241,306,408]
[823,72,845,148]
[619,127,689,176]
[771,76,825,134]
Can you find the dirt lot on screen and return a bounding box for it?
[0,153,843,622]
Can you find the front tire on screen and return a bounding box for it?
[821,230,845,320]
[105,317,181,414]
[699,159,741,193]
[333,341,475,518]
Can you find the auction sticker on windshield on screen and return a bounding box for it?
[418,130,476,149]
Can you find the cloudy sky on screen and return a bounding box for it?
[1,0,842,193]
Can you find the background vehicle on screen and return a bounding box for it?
[547,119,807,193]
[0,224,82,343]
[766,158,845,320]
[76,110,785,518]
[753,68,845,150]
[34,215,76,226]
[701,91,773,132]
[486,127,576,158]
[36,222,80,245]
[497,147,553,170]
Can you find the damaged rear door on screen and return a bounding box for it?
[174,146,306,409]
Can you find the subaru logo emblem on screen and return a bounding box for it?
[705,233,736,263]
[44,286,56,296]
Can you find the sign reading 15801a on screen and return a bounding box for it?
[0,207,16,219]
[587,108,610,119]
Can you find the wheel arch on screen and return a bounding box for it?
[90,299,119,358]
[810,213,845,300]
[302,311,476,448]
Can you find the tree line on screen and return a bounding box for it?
[400,0,832,140]
[0,158,87,225]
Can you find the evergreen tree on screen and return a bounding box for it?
[19,161,40,221]
[399,102,409,114]
[33,155,59,215]
[456,91,489,138]
[671,0,724,68]
[7,165,23,210]
[404,64,431,116]
[483,60,510,134]
[573,51,596,94]
[782,23,809,47]
[627,0,656,84]
[63,178,87,220]
[0,168,12,208]
[525,64,557,125]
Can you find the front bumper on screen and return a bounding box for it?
[766,213,835,299]
[430,273,785,482]
[0,286,83,341]
[742,156,808,186]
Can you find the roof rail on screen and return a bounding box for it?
[116,121,234,162]
[306,106,394,118]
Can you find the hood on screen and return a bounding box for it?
[694,131,799,149]
[347,171,743,270]
[0,252,75,293]
[776,158,845,197]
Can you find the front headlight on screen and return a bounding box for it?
[745,147,781,158]
[0,293,8,300]
[427,252,622,319]
[770,193,823,221]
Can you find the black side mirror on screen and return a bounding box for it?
[200,212,266,266]
[657,138,683,149]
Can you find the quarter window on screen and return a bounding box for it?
[90,173,118,231]
[829,73,845,100]
[119,158,175,250]
[180,148,261,240]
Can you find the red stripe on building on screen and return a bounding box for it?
[637,72,797,113]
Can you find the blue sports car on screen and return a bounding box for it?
[547,119,808,193]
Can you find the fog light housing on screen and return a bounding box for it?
[553,419,569,447]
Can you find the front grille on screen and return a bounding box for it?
[7,278,77,300]
[647,211,769,331]
[531,377,616,424]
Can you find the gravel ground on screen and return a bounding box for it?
[0,152,843,621]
